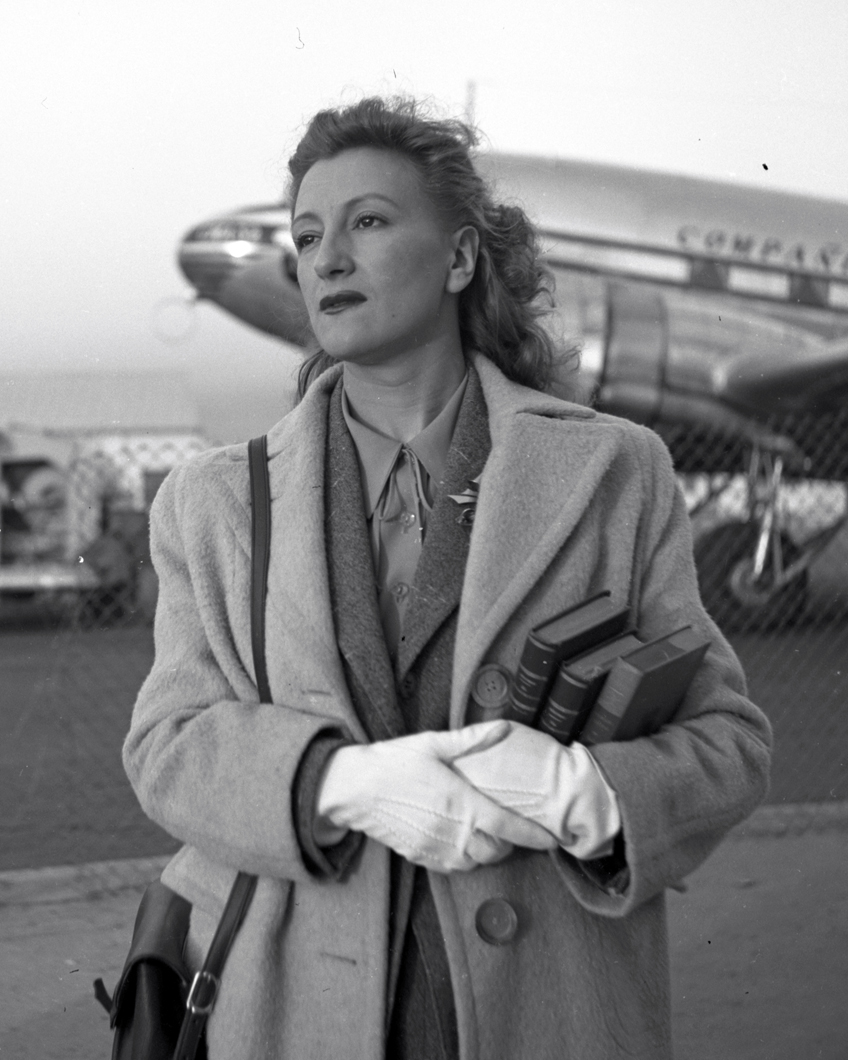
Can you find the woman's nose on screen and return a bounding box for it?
[313,229,353,280]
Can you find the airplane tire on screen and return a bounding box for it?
[693,520,808,632]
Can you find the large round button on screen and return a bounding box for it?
[475,898,519,946]
[470,664,512,717]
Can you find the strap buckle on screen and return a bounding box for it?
[186,970,220,1016]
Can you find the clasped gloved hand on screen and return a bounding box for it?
[451,722,622,861]
[315,721,559,873]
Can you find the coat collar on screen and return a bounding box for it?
[450,353,616,724]
[395,365,490,681]
[339,374,467,518]
[257,357,621,731]
[321,368,490,719]
[324,380,405,740]
[258,366,370,736]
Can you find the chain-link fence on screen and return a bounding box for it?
[1,433,204,870]
[0,432,207,630]
[2,415,847,871]
[660,407,848,804]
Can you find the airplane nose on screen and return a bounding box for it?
[175,209,310,343]
[178,242,242,298]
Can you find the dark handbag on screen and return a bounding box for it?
[95,435,272,1060]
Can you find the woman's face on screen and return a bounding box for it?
[292,147,472,368]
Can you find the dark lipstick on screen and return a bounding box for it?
[319,291,366,311]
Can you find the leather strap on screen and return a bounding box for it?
[173,871,257,1060]
[248,434,273,703]
[173,435,270,1060]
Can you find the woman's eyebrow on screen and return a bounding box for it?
[293,193,400,226]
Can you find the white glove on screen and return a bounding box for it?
[315,721,559,873]
[451,722,621,861]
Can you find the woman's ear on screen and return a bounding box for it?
[445,226,480,294]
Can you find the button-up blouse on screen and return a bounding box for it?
[341,374,469,659]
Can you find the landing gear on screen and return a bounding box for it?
[692,444,811,631]
[694,520,808,631]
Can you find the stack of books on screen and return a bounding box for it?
[504,591,710,745]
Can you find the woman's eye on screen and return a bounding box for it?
[293,233,317,252]
[354,213,383,230]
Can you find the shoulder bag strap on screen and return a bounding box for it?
[248,434,273,702]
[174,435,270,1060]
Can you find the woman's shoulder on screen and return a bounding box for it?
[151,441,254,535]
[474,353,669,452]
[169,439,252,487]
[548,400,677,484]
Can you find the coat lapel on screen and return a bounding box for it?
[395,366,491,681]
[451,354,621,724]
[324,382,404,740]
[259,366,370,741]
[256,357,621,737]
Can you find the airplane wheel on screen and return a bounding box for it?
[693,520,808,632]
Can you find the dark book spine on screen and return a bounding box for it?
[579,662,641,745]
[504,633,556,725]
[563,612,628,660]
[537,670,594,744]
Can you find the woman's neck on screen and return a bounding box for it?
[342,345,467,442]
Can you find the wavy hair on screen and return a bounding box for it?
[287,96,576,399]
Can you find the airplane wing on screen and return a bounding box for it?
[715,335,848,417]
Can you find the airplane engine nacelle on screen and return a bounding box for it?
[597,284,668,424]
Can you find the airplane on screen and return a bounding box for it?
[176,154,848,629]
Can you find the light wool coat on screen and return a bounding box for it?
[124,354,771,1060]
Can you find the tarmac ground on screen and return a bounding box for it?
[1,806,846,1060]
[2,617,847,1057]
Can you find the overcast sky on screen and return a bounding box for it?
[2,0,847,429]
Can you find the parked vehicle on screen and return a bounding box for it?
[0,432,207,624]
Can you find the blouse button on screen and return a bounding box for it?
[399,672,418,699]
[475,898,519,946]
[391,582,410,602]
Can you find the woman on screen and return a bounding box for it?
[124,97,771,1060]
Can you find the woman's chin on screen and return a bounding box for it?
[318,345,371,366]
[318,341,398,370]
[316,332,452,372]
[311,327,374,365]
